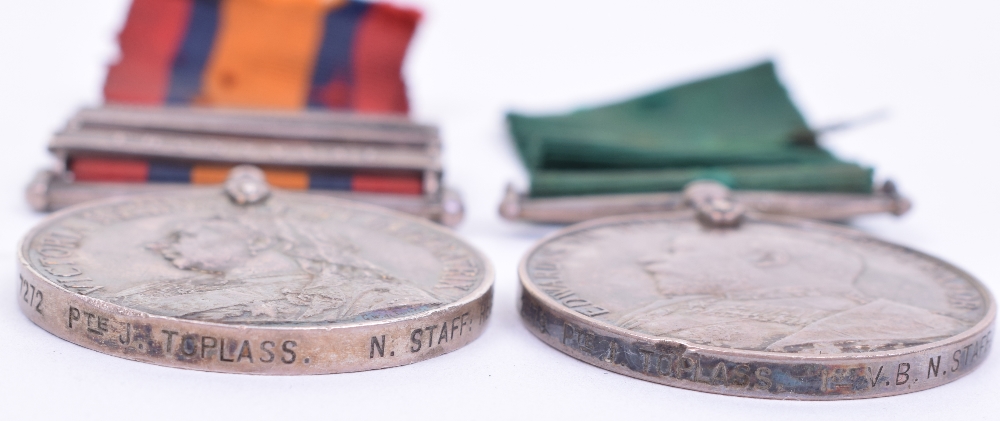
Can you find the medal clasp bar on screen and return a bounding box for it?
[499,180,910,224]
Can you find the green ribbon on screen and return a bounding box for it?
[508,61,873,197]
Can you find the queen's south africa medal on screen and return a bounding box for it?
[18,167,493,374]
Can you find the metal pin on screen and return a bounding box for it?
[225,165,270,205]
[684,181,745,228]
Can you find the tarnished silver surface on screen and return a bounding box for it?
[519,211,994,399]
[25,170,465,227]
[500,181,911,224]
[17,181,492,374]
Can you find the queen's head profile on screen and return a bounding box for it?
[115,209,442,324]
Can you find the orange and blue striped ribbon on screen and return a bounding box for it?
[104,0,420,113]
[70,157,424,195]
[167,0,220,104]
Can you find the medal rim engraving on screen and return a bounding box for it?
[518,211,995,399]
[17,190,494,374]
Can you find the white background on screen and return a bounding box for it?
[1,0,998,419]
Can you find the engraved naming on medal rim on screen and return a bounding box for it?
[18,187,493,374]
[518,212,994,399]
